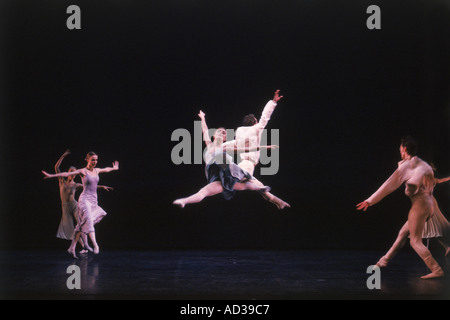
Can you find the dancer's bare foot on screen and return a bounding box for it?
[421,270,444,280]
[93,246,100,255]
[173,199,185,208]
[67,248,78,259]
[375,256,389,268]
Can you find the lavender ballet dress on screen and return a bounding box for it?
[74,169,107,234]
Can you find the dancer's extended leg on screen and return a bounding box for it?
[173,180,271,208]
[409,195,444,279]
[246,178,290,209]
[173,182,224,208]
[376,222,409,268]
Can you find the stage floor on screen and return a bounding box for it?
[1,249,449,300]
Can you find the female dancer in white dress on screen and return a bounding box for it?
[374,175,450,268]
[54,150,113,253]
[43,152,119,258]
[357,136,445,279]
[173,111,276,208]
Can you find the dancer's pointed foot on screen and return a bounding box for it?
[93,245,100,255]
[79,249,89,254]
[67,248,78,259]
[445,247,450,257]
[173,199,185,208]
[375,256,389,268]
[421,270,444,280]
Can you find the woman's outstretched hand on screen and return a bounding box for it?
[42,170,52,179]
[356,201,370,212]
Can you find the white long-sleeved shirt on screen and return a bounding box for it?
[223,100,277,166]
[366,156,435,206]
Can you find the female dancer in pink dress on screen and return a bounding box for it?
[357,136,445,279]
[43,152,119,258]
[173,110,276,208]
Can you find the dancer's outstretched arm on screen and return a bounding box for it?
[436,176,450,184]
[357,167,406,212]
[43,168,85,179]
[98,185,114,191]
[97,161,119,174]
[198,110,212,146]
[223,144,279,154]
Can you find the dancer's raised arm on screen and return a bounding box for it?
[198,110,212,147]
[257,89,283,129]
[97,161,119,174]
[55,149,71,174]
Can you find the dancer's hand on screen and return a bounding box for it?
[112,161,119,170]
[101,186,114,191]
[198,110,206,119]
[273,90,283,103]
[356,201,370,212]
[42,170,52,179]
[267,145,279,149]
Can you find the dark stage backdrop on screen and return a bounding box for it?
[1,0,449,251]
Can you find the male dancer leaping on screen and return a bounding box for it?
[224,90,290,210]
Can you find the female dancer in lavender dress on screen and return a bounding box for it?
[54,150,113,253]
[173,110,276,208]
[43,152,119,258]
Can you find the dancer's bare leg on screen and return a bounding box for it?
[88,232,100,254]
[233,180,270,192]
[173,182,224,208]
[173,180,270,208]
[81,233,93,253]
[68,232,81,259]
[437,239,450,257]
[249,178,290,209]
[376,222,410,267]
[409,196,444,279]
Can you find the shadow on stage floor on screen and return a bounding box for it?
[0,249,449,300]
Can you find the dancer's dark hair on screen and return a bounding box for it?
[242,114,257,126]
[401,136,418,156]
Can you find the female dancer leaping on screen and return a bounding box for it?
[43,152,119,258]
[173,110,276,208]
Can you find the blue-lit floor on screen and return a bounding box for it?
[1,249,449,300]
